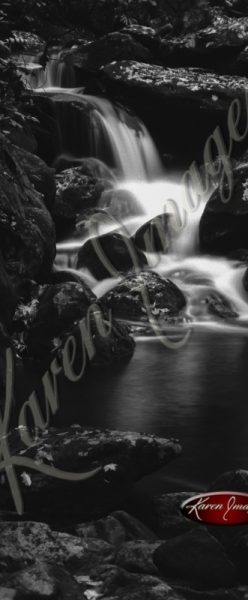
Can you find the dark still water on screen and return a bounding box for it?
[55,326,248,490]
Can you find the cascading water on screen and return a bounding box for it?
[26,50,248,327]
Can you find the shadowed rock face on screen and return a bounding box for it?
[0,428,181,523]
[102,270,186,322]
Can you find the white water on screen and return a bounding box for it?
[26,51,248,325]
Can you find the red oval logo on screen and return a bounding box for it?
[181,492,248,526]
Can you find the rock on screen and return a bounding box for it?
[54,166,110,238]
[0,135,56,281]
[12,145,56,211]
[102,270,186,321]
[91,564,184,599]
[134,214,171,253]
[205,292,238,320]
[79,32,153,70]
[0,428,181,522]
[209,470,248,493]
[153,527,236,587]
[103,60,247,113]
[13,280,96,359]
[200,165,248,254]
[1,562,83,599]
[115,541,160,574]
[77,232,147,280]
[75,511,157,545]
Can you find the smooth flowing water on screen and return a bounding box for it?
[23,50,248,486]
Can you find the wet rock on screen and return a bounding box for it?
[0,428,181,522]
[54,157,116,181]
[205,292,238,320]
[77,232,147,280]
[54,167,110,238]
[115,541,160,575]
[153,527,236,587]
[0,135,56,281]
[200,164,248,255]
[134,214,171,253]
[12,144,56,211]
[75,511,157,545]
[103,60,247,113]
[102,270,186,321]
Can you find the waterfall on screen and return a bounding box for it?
[25,51,248,325]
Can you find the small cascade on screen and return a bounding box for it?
[36,89,163,180]
[25,50,76,90]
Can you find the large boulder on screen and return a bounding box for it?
[77,232,147,280]
[102,270,186,321]
[1,428,181,522]
[200,164,248,254]
[0,135,56,281]
[153,528,236,587]
[13,279,135,365]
